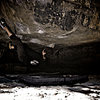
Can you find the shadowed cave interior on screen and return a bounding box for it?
[0,0,100,75]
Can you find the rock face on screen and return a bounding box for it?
[0,0,100,74]
[0,0,100,45]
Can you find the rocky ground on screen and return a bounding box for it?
[0,75,100,100]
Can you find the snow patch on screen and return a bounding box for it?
[0,86,92,100]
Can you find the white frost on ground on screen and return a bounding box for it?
[0,86,93,100]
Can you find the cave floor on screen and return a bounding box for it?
[0,75,100,100]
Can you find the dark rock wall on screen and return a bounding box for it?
[0,0,100,74]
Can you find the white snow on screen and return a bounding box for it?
[0,86,93,100]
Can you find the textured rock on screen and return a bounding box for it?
[0,0,100,74]
[0,0,100,46]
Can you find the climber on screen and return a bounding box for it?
[0,18,45,66]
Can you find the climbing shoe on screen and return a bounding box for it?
[30,60,39,66]
[0,18,7,29]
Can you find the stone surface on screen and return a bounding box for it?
[0,0,100,74]
[0,0,100,46]
[0,75,100,100]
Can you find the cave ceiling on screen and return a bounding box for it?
[0,0,100,46]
